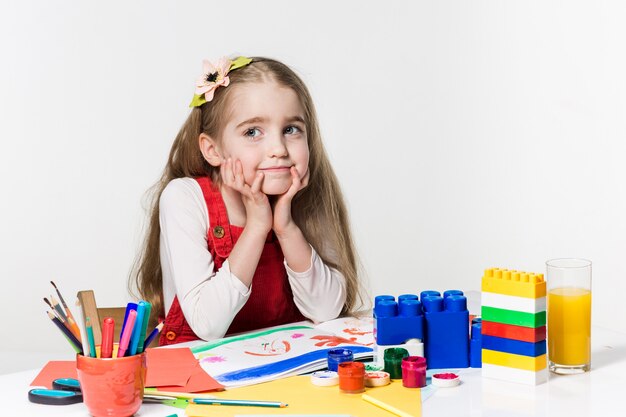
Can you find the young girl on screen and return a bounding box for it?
[132,56,363,345]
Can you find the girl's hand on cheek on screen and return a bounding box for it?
[221,158,273,235]
[273,166,309,238]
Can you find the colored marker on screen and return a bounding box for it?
[101,317,115,358]
[117,309,137,357]
[120,302,138,336]
[137,301,152,353]
[143,322,164,350]
[129,301,146,356]
[85,317,97,358]
[190,398,287,408]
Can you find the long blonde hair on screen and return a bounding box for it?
[131,57,363,323]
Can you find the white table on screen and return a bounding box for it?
[423,325,626,417]
[1,326,624,416]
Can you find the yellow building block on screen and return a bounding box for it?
[482,348,547,371]
[482,268,546,298]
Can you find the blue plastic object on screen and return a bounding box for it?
[423,292,470,369]
[443,290,464,298]
[420,290,441,300]
[327,348,354,371]
[52,378,81,392]
[470,322,482,368]
[28,389,83,405]
[374,295,424,345]
[482,334,547,357]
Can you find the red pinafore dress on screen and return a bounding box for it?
[159,176,305,345]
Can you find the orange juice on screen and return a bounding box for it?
[548,287,591,366]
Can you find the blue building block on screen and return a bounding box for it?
[423,292,469,369]
[374,295,395,306]
[482,335,547,357]
[470,322,482,368]
[443,290,464,298]
[374,294,424,345]
[420,290,441,300]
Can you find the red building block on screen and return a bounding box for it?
[481,321,546,343]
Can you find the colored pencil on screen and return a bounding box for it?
[49,295,81,340]
[74,298,90,357]
[44,298,67,325]
[143,322,164,350]
[86,317,97,358]
[362,393,414,417]
[144,389,216,400]
[190,398,287,408]
[142,394,179,402]
[47,311,82,354]
[50,281,82,339]
[50,295,69,322]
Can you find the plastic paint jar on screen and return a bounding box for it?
[327,348,354,372]
[310,370,339,386]
[401,356,427,388]
[365,371,391,387]
[383,347,409,379]
[337,362,365,394]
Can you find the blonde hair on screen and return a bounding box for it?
[131,57,364,323]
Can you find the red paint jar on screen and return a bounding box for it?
[337,362,365,394]
[401,356,427,388]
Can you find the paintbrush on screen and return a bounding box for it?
[44,297,64,321]
[50,281,82,339]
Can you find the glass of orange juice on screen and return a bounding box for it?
[546,258,592,374]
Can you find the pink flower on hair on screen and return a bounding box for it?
[195,57,232,102]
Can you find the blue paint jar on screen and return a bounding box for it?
[327,348,354,372]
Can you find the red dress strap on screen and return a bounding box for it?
[160,176,304,345]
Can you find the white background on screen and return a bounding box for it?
[2,0,625,372]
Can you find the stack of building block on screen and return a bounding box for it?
[373,294,424,366]
[481,268,548,384]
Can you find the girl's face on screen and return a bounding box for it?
[218,81,309,195]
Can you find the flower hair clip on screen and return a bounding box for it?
[189,56,253,108]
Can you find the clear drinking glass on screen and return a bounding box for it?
[546,258,592,374]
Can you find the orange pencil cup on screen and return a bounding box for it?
[76,352,146,417]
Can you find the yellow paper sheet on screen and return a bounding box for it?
[186,376,421,417]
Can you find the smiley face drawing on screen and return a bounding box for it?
[244,338,292,356]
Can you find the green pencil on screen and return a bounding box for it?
[190,398,287,408]
[86,317,97,357]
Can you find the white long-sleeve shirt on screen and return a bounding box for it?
[159,177,347,340]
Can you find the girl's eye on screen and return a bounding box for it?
[244,127,262,138]
[284,125,302,135]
